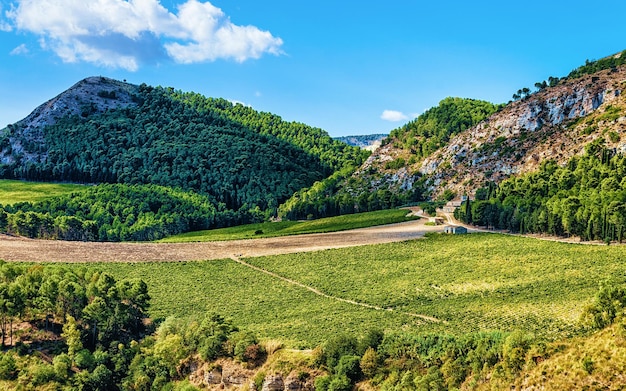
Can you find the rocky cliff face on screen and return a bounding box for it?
[420,65,626,196]
[358,64,626,198]
[0,76,138,165]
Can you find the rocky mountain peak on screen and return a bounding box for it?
[1,76,139,166]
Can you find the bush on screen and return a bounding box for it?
[328,374,352,391]
[29,363,57,387]
[0,352,17,380]
[315,375,331,391]
[581,284,626,330]
[501,330,532,374]
[53,353,72,380]
[323,334,358,369]
[336,355,361,382]
[233,332,259,362]
[75,349,95,371]
[360,347,379,378]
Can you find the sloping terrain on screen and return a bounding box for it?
[0,77,365,212]
[421,65,626,197]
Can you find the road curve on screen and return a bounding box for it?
[0,218,446,263]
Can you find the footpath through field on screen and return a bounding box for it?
[0,218,449,263]
[228,254,444,324]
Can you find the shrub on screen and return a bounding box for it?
[360,347,379,378]
[336,355,361,382]
[315,375,331,391]
[0,353,17,380]
[580,284,626,330]
[53,353,72,380]
[323,334,358,369]
[29,363,57,387]
[328,374,352,391]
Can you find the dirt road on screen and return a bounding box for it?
[0,218,446,263]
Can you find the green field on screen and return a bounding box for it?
[47,233,626,347]
[158,209,418,242]
[0,179,86,205]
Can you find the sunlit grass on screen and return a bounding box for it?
[0,179,86,205]
[158,209,417,242]
[38,234,626,347]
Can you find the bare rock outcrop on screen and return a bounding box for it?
[417,65,626,197]
[0,76,139,166]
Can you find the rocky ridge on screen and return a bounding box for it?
[0,76,138,165]
[358,64,626,198]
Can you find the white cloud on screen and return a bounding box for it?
[4,0,283,70]
[381,110,409,122]
[228,99,252,107]
[0,5,12,32]
[10,43,29,56]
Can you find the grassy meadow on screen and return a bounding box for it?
[158,208,418,242]
[47,233,626,347]
[0,179,86,205]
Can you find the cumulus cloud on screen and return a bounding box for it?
[4,0,283,70]
[10,43,29,56]
[380,110,409,122]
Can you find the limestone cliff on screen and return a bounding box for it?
[357,62,626,199]
[420,65,626,197]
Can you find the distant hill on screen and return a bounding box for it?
[334,134,387,151]
[279,98,500,219]
[0,77,367,212]
[280,50,626,221]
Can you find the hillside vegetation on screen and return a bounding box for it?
[457,140,626,243]
[0,184,226,241]
[0,78,366,217]
[279,98,500,220]
[1,234,623,389]
[389,97,503,160]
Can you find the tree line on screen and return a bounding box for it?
[456,140,626,243]
[0,183,262,242]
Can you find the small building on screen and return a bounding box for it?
[444,225,468,234]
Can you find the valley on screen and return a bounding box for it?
[0,51,625,390]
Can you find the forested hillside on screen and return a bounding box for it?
[0,78,366,216]
[456,140,626,243]
[170,92,368,171]
[279,98,500,220]
[388,97,503,160]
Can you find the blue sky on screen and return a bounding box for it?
[1,1,626,137]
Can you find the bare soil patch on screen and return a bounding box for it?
[0,219,444,263]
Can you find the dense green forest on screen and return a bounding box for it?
[456,140,626,243]
[0,262,151,389]
[388,97,503,159]
[0,184,250,242]
[169,92,368,171]
[278,168,425,220]
[0,83,366,213]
